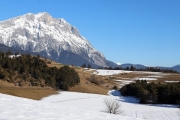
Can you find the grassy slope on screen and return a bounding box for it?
[0,58,110,100]
[69,68,109,95]
[0,80,58,100]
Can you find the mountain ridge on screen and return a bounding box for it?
[0,12,114,67]
[119,63,180,73]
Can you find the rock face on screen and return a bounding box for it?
[0,12,113,67]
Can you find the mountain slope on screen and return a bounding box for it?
[0,12,111,67]
[171,65,180,73]
[119,63,180,73]
[0,44,39,56]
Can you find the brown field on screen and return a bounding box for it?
[111,71,180,84]
[0,87,58,100]
[69,68,110,95]
[158,73,180,83]
[0,80,58,100]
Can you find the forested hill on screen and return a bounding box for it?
[120,80,180,104]
[0,51,80,90]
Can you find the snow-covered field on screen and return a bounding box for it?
[93,69,132,76]
[0,92,136,120]
[165,80,180,83]
[135,77,158,81]
[91,69,168,86]
[0,90,179,120]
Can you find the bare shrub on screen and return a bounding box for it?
[112,85,118,90]
[90,74,96,81]
[103,98,124,115]
[90,74,100,85]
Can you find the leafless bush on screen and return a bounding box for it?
[90,74,100,85]
[90,74,96,81]
[103,98,124,115]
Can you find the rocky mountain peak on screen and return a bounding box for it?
[0,12,115,68]
[35,12,53,25]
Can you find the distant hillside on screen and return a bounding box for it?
[171,65,180,73]
[119,63,180,73]
[119,63,147,69]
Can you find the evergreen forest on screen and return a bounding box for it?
[0,51,80,90]
[120,80,180,104]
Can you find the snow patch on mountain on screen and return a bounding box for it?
[117,62,121,65]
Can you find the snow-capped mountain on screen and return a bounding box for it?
[0,12,112,67]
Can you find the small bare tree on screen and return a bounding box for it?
[103,98,124,115]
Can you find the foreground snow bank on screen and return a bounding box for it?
[0,90,179,120]
[0,93,134,120]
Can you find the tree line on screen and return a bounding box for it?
[0,51,80,90]
[82,63,92,68]
[98,65,178,74]
[120,80,180,104]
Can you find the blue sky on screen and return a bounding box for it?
[0,0,180,67]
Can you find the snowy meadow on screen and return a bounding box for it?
[0,90,179,120]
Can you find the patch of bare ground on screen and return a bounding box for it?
[69,68,110,95]
[113,72,153,80]
[113,72,180,83]
[0,83,58,100]
[0,87,58,100]
[158,73,180,83]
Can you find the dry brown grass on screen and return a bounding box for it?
[113,72,180,81]
[0,86,58,100]
[114,72,153,80]
[0,79,58,100]
[69,68,109,95]
[158,73,180,83]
